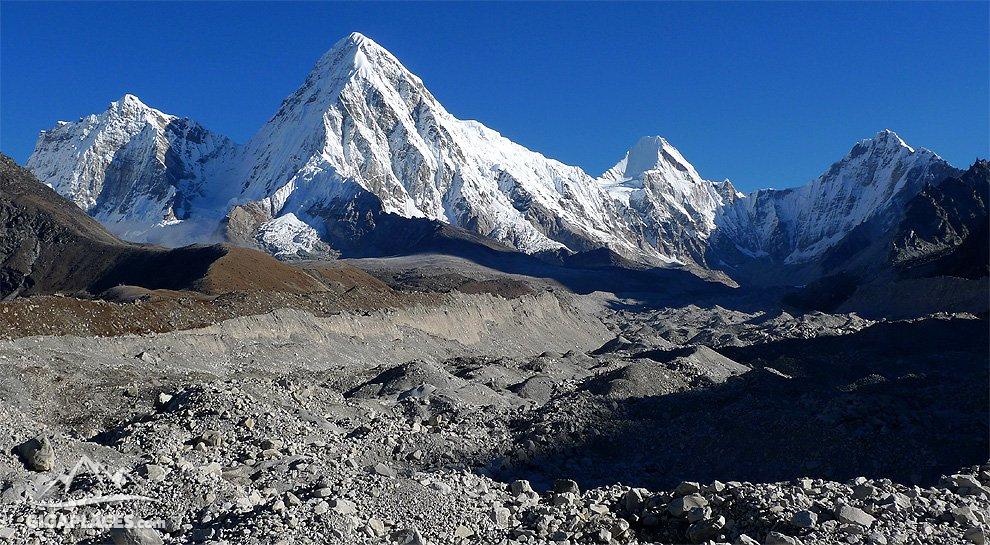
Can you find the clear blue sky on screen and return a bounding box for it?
[2,2,987,191]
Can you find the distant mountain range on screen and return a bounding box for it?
[22,32,984,287]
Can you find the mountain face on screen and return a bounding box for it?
[598,135,741,265]
[1,153,330,299]
[708,131,961,284]
[26,95,238,242]
[224,32,651,261]
[24,32,981,285]
[780,160,988,315]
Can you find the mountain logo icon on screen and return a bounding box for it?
[31,455,157,508]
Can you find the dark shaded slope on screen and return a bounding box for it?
[501,316,988,490]
[0,154,325,299]
[783,160,989,316]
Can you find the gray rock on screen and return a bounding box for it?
[366,518,386,536]
[686,505,712,523]
[965,526,987,545]
[331,498,357,515]
[491,506,511,528]
[553,479,580,495]
[17,436,54,472]
[623,489,644,512]
[372,462,397,478]
[734,535,760,545]
[687,514,724,542]
[674,481,702,496]
[853,483,877,499]
[140,464,166,482]
[765,531,802,545]
[395,529,428,545]
[836,505,876,527]
[510,480,534,496]
[950,506,979,526]
[791,509,818,528]
[668,493,709,517]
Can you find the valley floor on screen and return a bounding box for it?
[0,256,986,545]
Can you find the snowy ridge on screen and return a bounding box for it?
[24,33,964,277]
[716,129,957,264]
[26,95,238,240]
[228,32,644,258]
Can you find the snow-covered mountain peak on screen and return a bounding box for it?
[601,136,703,184]
[26,94,238,238]
[866,129,912,152]
[306,31,424,90]
[717,129,959,266]
[24,33,967,278]
[102,94,172,125]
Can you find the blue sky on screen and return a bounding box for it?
[2,2,987,191]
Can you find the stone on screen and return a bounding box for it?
[950,506,979,526]
[395,529,428,545]
[366,518,386,536]
[285,491,302,507]
[852,484,877,499]
[867,532,888,545]
[687,515,724,542]
[197,430,222,447]
[836,505,875,527]
[17,436,54,472]
[372,462,397,478]
[110,527,164,545]
[686,505,712,523]
[611,519,631,538]
[951,475,983,489]
[668,493,709,517]
[734,535,760,545]
[313,501,329,515]
[491,506,511,528]
[136,351,157,363]
[140,464,166,482]
[553,479,580,495]
[454,525,474,539]
[510,480,535,496]
[331,498,357,515]
[674,481,702,496]
[791,509,818,528]
[964,526,987,545]
[623,489,644,513]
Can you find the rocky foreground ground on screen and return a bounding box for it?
[0,264,986,545]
